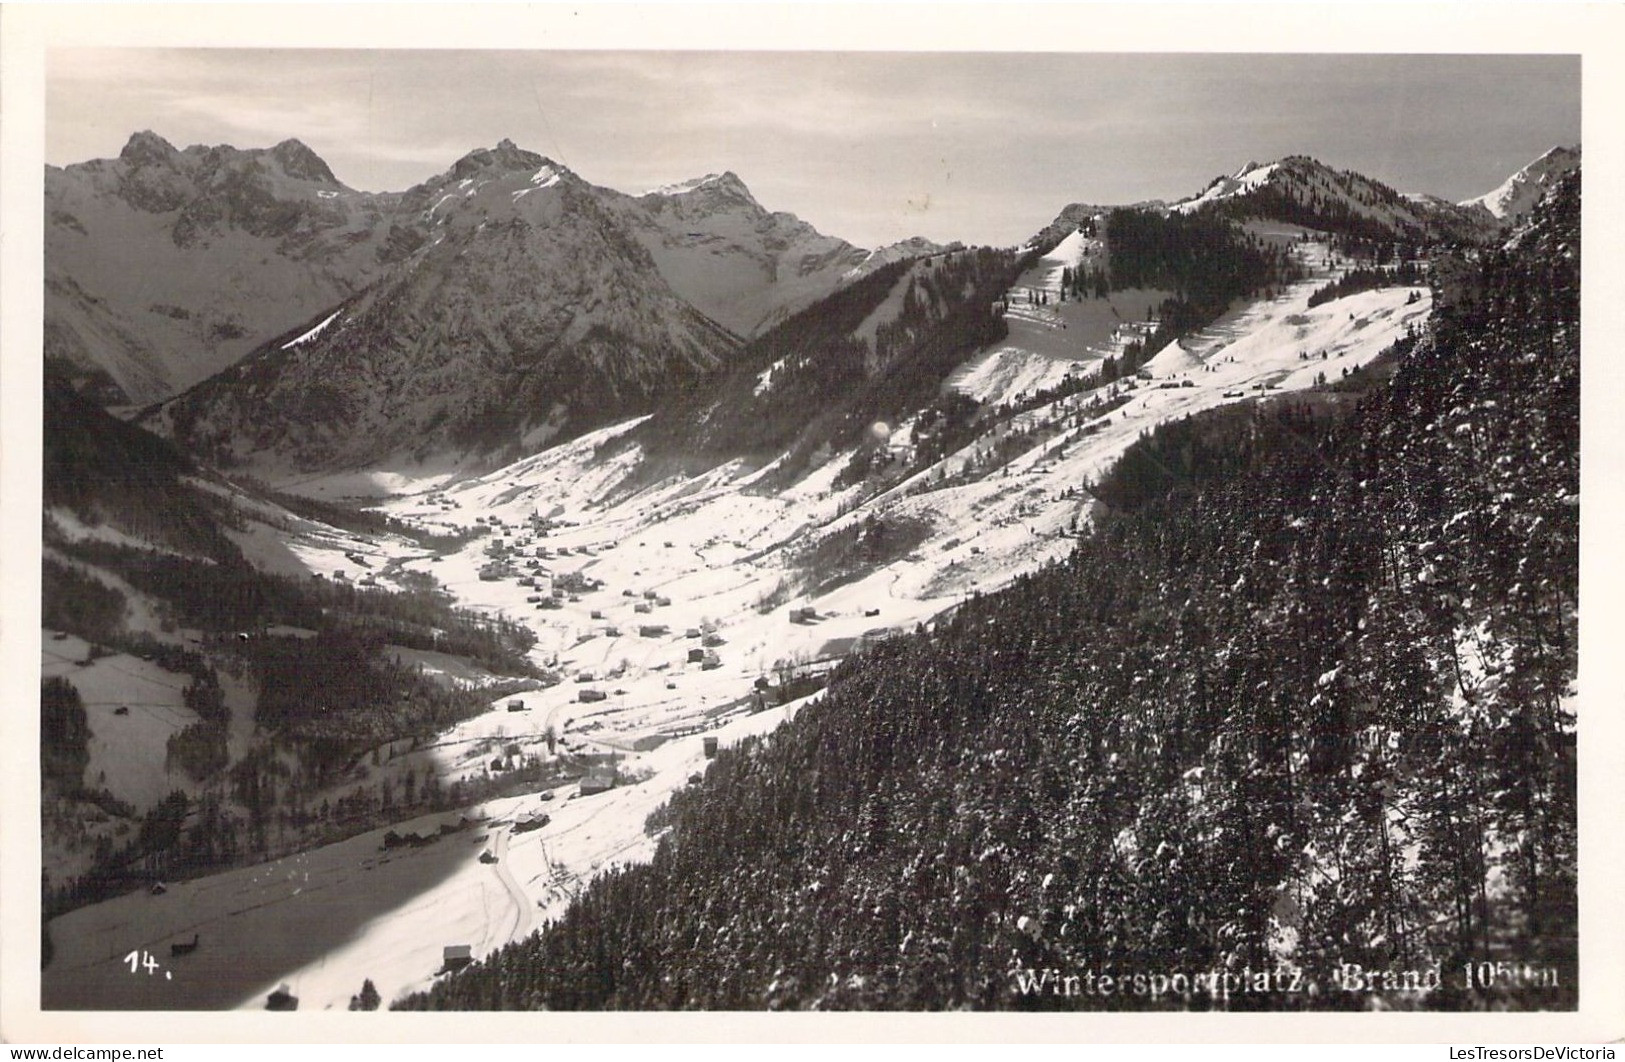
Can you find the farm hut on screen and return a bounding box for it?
[688,647,706,663]
[578,689,608,703]
[443,945,474,971]
[507,699,526,712]
[703,736,720,758]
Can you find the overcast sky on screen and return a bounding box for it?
[46,49,1579,248]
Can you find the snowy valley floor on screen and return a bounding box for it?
[43,245,1433,1010]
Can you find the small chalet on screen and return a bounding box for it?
[580,766,618,795]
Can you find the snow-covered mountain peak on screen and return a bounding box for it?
[841,236,956,280]
[1171,159,1282,213]
[644,173,724,196]
[1460,145,1581,223]
[640,170,759,209]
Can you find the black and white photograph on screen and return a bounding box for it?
[3,2,1621,1044]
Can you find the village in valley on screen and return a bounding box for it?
[41,220,1435,1010]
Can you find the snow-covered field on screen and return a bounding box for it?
[43,236,1432,1011]
[42,635,201,811]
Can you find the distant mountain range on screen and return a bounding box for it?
[44,136,1577,478]
[46,133,403,405]
[45,134,947,410]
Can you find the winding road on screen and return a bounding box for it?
[487,827,535,941]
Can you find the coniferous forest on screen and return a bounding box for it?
[399,173,1578,1012]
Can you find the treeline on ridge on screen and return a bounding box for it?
[618,247,1024,486]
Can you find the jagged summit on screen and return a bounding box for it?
[1460,144,1581,224]
[47,134,391,403]
[115,131,342,186]
[449,139,558,181]
[269,138,339,185]
[119,130,179,167]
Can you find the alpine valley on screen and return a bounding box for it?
[39,136,1579,1013]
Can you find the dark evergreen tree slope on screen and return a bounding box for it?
[1097,207,1305,362]
[399,174,1577,1012]
[1196,156,1494,247]
[45,375,240,561]
[43,375,550,911]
